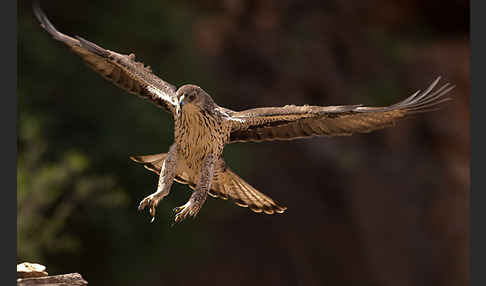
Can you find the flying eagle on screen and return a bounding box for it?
[34,5,453,223]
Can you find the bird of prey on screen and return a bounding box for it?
[34,5,453,223]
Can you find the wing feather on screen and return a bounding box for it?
[33,4,178,114]
[228,77,453,143]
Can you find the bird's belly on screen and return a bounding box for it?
[174,110,230,171]
[176,125,225,171]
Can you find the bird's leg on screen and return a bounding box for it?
[138,144,178,222]
[173,154,215,223]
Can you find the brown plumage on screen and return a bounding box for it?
[130,154,287,214]
[34,4,453,223]
[228,77,453,143]
[33,3,178,113]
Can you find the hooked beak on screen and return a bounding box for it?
[179,95,186,108]
[177,95,185,116]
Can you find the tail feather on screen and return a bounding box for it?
[129,153,287,214]
[129,154,167,175]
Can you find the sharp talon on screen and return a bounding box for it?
[150,216,155,223]
[149,205,154,216]
[138,191,168,223]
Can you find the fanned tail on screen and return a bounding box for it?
[130,153,287,214]
[211,168,287,214]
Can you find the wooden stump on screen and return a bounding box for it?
[17,263,88,285]
[17,273,88,286]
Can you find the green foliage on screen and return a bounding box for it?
[17,115,128,262]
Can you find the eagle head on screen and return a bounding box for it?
[176,84,215,114]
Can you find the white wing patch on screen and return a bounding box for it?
[217,109,245,123]
[227,117,245,123]
[147,85,178,107]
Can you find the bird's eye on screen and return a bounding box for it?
[187,94,196,101]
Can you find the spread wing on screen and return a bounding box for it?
[228,77,453,143]
[33,4,178,115]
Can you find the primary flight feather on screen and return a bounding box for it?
[34,4,453,223]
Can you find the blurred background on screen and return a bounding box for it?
[18,0,469,285]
